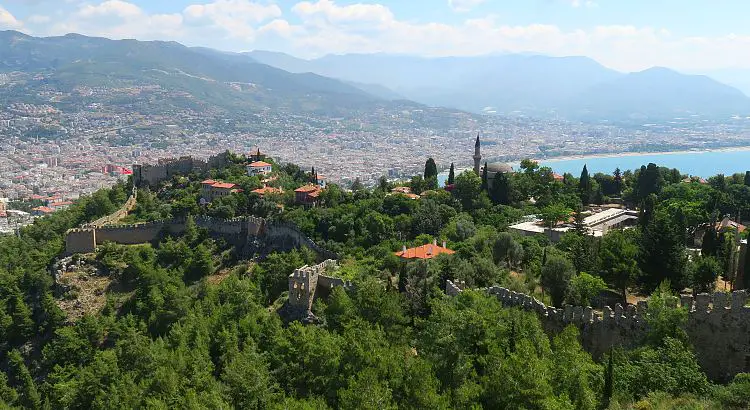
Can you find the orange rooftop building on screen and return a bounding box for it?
[395,240,455,260]
[201,179,241,202]
[251,186,284,198]
[295,184,322,207]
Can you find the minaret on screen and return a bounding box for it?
[473,133,482,175]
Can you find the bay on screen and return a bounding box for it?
[538,149,750,178]
[437,148,750,186]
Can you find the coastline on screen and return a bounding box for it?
[534,146,750,164]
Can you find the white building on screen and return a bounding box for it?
[509,208,639,242]
[247,161,272,176]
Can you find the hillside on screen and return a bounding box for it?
[248,50,750,121]
[568,67,750,120]
[2,151,750,408]
[0,31,409,116]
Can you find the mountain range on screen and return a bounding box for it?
[248,51,750,122]
[1,30,749,122]
[0,30,424,117]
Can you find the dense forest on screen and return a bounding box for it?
[1,153,750,409]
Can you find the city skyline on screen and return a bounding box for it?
[1,0,750,72]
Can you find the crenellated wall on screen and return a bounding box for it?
[446,281,750,382]
[65,228,97,254]
[133,151,230,188]
[64,214,335,262]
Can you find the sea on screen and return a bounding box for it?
[437,149,750,185]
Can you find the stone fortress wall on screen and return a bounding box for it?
[287,260,352,319]
[64,213,336,262]
[132,151,230,188]
[87,191,138,228]
[446,281,750,383]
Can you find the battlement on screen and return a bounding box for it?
[134,151,230,188]
[288,260,342,315]
[449,282,750,382]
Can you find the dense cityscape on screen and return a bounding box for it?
[4,75,750,206]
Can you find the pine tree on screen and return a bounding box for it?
[579,165,592,205]
[481,162,488,192]
[745,171,750,186]
[8,350,40,410]
[447,163,455,185]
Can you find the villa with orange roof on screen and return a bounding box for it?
[395,240,455,260]
[247,161,273,176]
[201,179,241,202]
[295,184,322,207]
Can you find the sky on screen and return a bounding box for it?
[1,0,750,72]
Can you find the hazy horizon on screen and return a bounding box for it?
[3,0,750,73]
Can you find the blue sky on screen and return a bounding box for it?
[1,0,749,71]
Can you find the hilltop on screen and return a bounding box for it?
[248,51,750,121]
[0,30,426,117]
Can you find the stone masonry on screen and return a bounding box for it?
[287,260,351,320]
[446,280,750,383]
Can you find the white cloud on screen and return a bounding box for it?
[77,0,142,18]
[183,0,281,40]
[10,0,750,71]
[292,0,394,25]
[448,0,485,12]
[27,15,52,24]
[0,6,23,29]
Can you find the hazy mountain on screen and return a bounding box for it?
[568,67,750,120]
[0,31,404,116]
[249,50,750,121]
[697,68,750,96]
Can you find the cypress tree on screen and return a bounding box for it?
[613,167,623,196]
[447,163,455,185]
[579,164,592,205]
[311,166,315,182]
[701,226,718,257]
[745,171,750,187]
[423,158,438,180]
[481,162,488,191]
[743,241,750,290]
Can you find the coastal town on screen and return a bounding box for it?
[4,91,750,211]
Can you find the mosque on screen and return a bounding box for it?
[473,134,513,188]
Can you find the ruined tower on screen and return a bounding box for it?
[473,133,482,175]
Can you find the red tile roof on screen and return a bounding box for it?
[211,182,236,189]
[32,206,54,214]
[295,184,320,193]
[249,161,272,168]
[252,186,283,196]
[50,201,73,207]
[395,243,455,260]
[201,179,218,185]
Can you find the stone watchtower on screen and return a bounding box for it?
[473,133,482,175]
